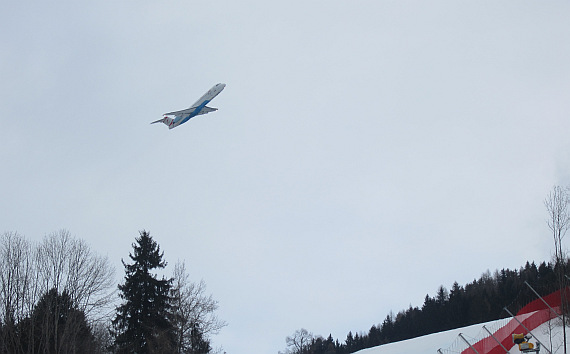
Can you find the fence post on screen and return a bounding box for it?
[482,325,509,353]
[458,333,479,354]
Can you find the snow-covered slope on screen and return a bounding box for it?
[355,318,566,354]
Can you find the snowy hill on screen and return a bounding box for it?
[355,316,566,354]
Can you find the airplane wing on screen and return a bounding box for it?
[164,108,194,116]
[164,106,218,117]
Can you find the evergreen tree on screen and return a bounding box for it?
[17,288,97,354]
[189,323,211,353]
[112,231,176,353]
[344,331,355,352]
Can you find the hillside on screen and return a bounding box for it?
[355,317,566,354]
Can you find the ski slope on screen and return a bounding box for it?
[355,318,566,354]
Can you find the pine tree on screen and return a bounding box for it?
[111,231,176,353]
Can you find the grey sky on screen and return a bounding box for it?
[2,1,570,353]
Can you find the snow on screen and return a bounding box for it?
[354,318,567,354]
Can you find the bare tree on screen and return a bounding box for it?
[545,185,570,354]
[36,230,116,320]
[280,328,314,354]
[545,186,570,271]
[0,231,34,352]
[171,261,227,353]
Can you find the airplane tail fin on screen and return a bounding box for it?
[151,116,175,128]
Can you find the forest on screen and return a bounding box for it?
[281,260,565,354]
[0,230,225,354]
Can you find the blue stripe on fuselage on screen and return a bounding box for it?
[179,99,211,126]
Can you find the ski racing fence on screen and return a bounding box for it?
[438,288,568,354]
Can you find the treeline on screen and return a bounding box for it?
[283,260,562,354]
[0,230,225,353]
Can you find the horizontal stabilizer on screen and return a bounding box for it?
[194,106,217,116]
[150,116,175,128]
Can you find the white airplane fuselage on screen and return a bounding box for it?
[152,83,226,129]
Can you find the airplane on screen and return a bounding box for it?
[151,83,226,129]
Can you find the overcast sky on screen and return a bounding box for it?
[2,1,570,353]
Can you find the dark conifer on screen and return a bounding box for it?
[111,230,176,353]
[18,288,97,354]
[189,323,211,353]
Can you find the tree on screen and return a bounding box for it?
[170,261,226,353]
[544,185,570,353]
[18,288,98,354]
[0,231,33,351]
[112,230,176,353]
[545,186,570,269]
[36,230,115,320]
[281,328,314,354]
[344,331,354,353]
